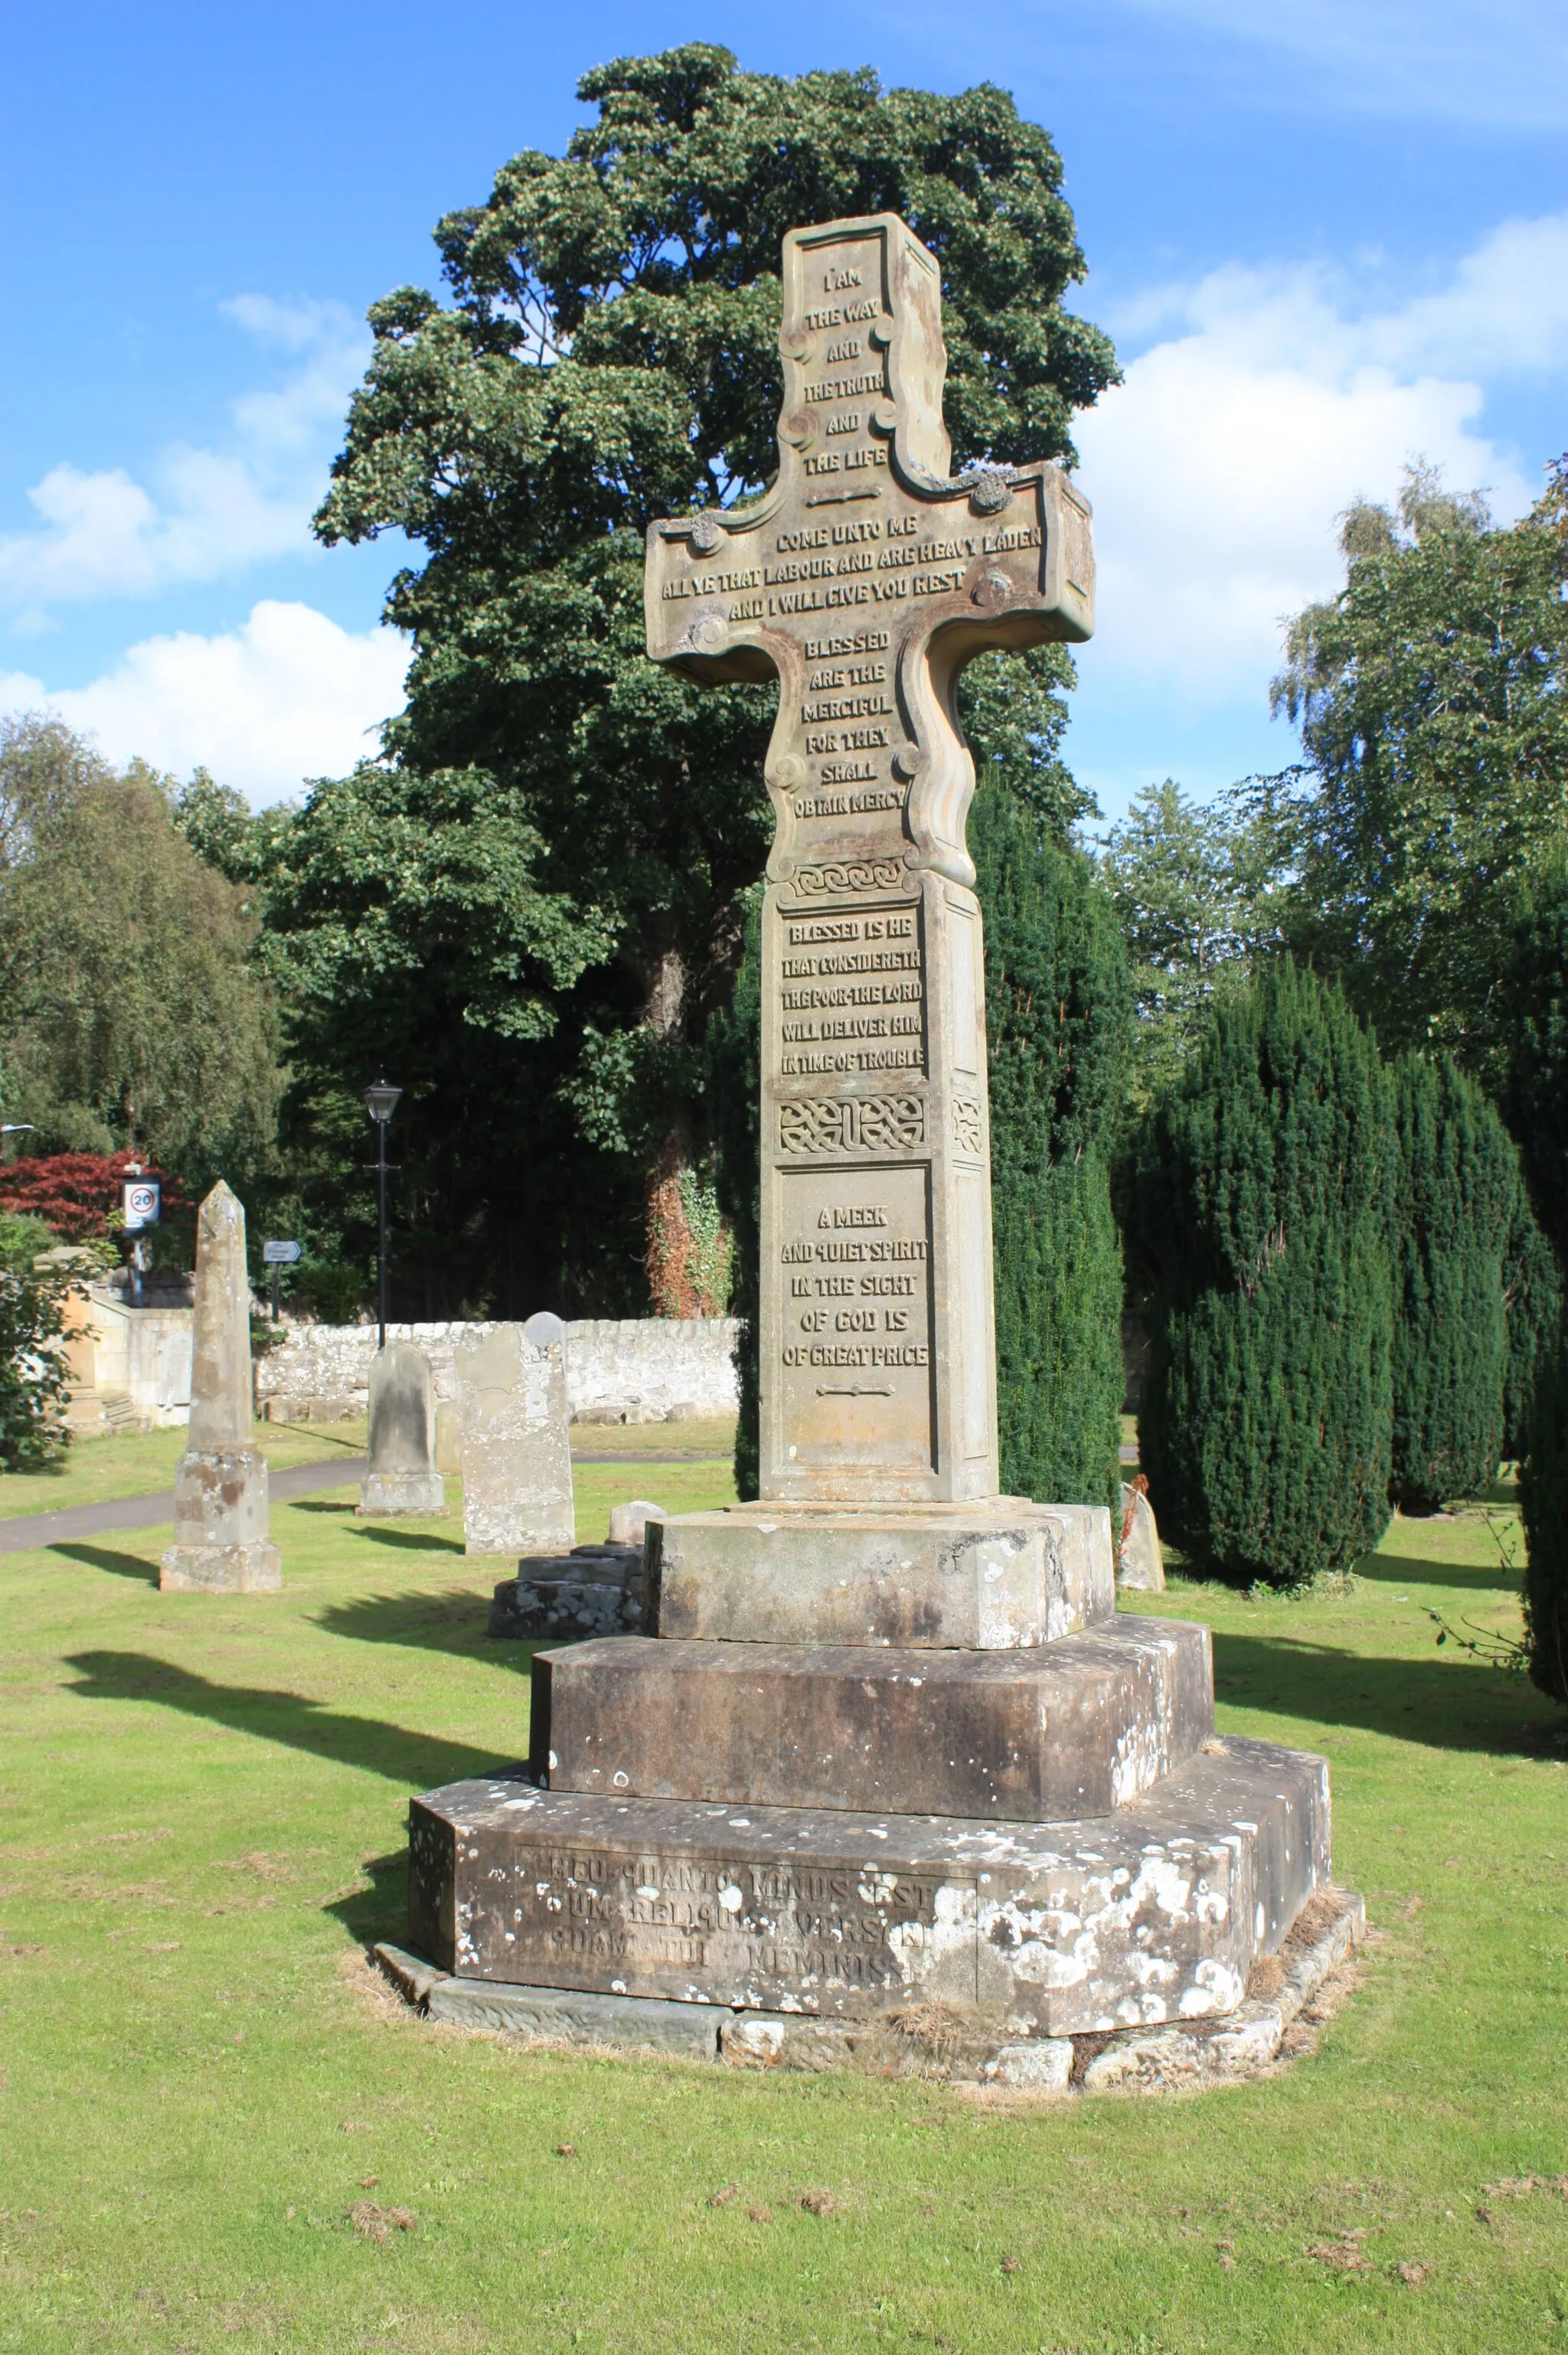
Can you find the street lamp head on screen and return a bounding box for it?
[363,1079,402,1126]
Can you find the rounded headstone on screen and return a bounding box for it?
[523,1311,567,1348]
[608,1499,667,1549]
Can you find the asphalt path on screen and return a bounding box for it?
[0,1449,732,1555]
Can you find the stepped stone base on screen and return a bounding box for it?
[490,1543,645,1640]
[159,1541,282,1592]
[375,1885,1364,2088]
[357,1471,446,1517]
[648,1501,1113,1649]
[408,1734,1328,2038]
[529,1616,1214,1821]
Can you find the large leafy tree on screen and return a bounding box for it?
[1267,459,1568,1066]
[1099,778,1291,1109]
[0,717,280,1196]
[295,43,1117,1317]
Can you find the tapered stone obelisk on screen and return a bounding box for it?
[159,1182,281,1592]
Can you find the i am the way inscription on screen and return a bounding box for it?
[646,213,1095,1504]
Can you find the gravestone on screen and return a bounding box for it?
[358,1342,445,1517]
[456,1313,573,1556]
[407,214,1341,2060]
[1116,1479,1165,1592]
[159,1181,281,1592]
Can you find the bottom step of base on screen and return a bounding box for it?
[409,1733,1331,2037]
[373,1886,1364,2089]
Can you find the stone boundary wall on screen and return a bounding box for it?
[254,1318,741,1426]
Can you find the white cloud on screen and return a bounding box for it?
[1074,217,1560,706]
[0,601,407,805]
[0,299,367,618]
[1121,0,1568,129]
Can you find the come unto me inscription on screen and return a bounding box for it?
[645,212,1095,1507]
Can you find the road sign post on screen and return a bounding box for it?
[262,1238,302,1322]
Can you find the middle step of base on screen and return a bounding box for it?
[530,1615,1214,1820]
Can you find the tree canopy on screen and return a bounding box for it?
[0,717,280,1194]
[286,44,1117,1315]
[1266,459,1568,1065]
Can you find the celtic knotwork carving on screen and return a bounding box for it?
[791,861,908,897]
[688,511,722,554]
[779,1099,850,1155]
[779,1096,926,1155]
[952,1096,984,1155]
[858,1096,926,1152]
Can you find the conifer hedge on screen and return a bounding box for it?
[970,779,1132,1507]
[1504,1185,1562,1460]
[1521,1341,1568,1704]
[1140,959,1393,1587]
[707,890,763,1500]
[1387,1052,1511,1511]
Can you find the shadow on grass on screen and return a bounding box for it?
[1210,1628,1561,1757]
[351,1525,466,1555]
[316,1587,542,1667]
[65,1651,511,1786]
[51,1540,160,1584]
[325,1849,411,1947]
[290,1500,355,1517]
[1357,1547,1522,1596]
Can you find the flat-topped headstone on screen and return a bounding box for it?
[456,1318,573,1556]
[160,1181,280,1592]
[646,212,1093,1504]
[358,1342,445,1517]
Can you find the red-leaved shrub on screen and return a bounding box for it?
[0,1152,190,1242]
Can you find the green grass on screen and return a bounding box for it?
[0,1422,369,1518]
[568,1415,736,1458]
[0,1419,737,1523]
[2,1469,1566,2353]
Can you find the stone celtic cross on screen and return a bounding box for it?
[645,213,1095,1505]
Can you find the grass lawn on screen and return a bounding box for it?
[0,1423,369,1521]
[2,1461,1566,2353]
[0,1419,737,1524]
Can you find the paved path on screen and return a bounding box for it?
[0,1453,367,1555]
[0,1449,732,1555]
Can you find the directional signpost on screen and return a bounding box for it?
[263,1238,302,1321]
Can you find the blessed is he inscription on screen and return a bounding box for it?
[646,214,1095,1505]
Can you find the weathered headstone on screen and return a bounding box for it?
[159,1181,280,1592]
[456,1313,573,1556]
[407,214,1341,2062]
[358,1342,445,1517]
[1116,1478,1165,1592]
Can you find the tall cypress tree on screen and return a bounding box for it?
[1523,1336,1568,1705]
[970,779,1132,1506]
[1387,1052,1512,1511]
[1504,1179,1562,1461]
[1140,959,1394,1588]
[1503,853,1568,1256]
[706,889,763,1500]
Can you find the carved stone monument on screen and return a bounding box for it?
[160,1181,281,1592]
[358,1341,445,1517]
[456,1312,574,1556]
[406,216,1341,2065]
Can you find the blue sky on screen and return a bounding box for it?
[2,0,1563,821]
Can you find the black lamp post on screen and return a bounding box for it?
[362,1079,402,1350]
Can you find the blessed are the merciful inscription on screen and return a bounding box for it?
[645,213,1095,1505]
